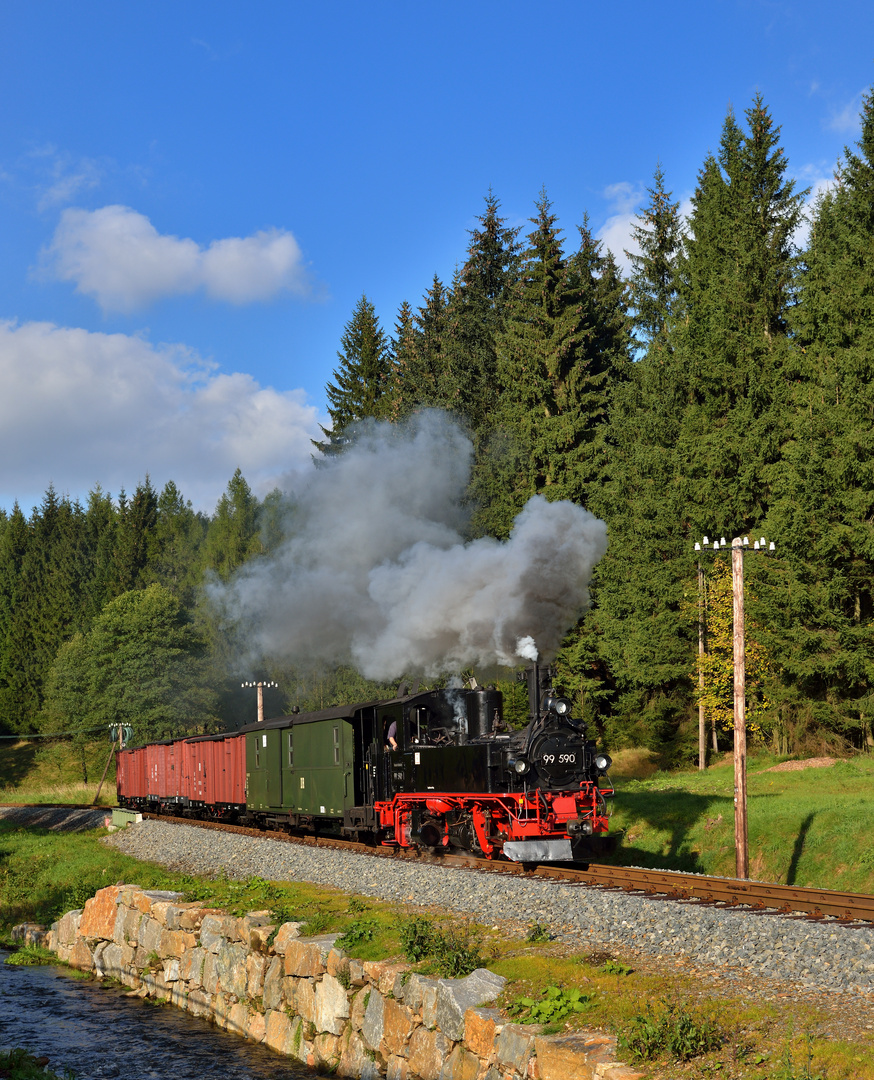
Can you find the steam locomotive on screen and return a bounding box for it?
[116,666,616,864]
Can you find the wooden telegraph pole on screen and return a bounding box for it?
[695,534,774,881]
[698,558,707,771]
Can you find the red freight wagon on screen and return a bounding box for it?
[185,732,246,815]
[144,740,183,803]
[116,745,147,806]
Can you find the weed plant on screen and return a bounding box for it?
[506,985,593,1025]
[619,999,723,1063]
[398,915,484,977]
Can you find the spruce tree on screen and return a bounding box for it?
[313,295,391,456]
[202,468,261,582]
[474,192,630,539]
[766,85,874,743]
[626,163,684,351]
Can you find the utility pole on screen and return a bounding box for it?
[242,680,278,723]
[698,557,706,771]
[694,534,774,880]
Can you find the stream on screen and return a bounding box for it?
[0,950,328,1080]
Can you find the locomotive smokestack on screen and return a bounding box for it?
[526,664,553,722]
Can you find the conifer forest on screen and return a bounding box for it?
[2,91,874,761]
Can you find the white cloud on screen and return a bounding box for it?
[0,319,323,511]
[43,205,312,312]
[791,165,839,250]
[827,90,865,134]
[595,182,642,275]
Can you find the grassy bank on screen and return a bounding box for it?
[607,749,874,893]
[2,821,874,1079]
[0,739,116,806]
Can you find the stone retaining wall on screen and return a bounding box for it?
[13,885,642,1080]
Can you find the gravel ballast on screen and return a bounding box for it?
[103,819,874,997]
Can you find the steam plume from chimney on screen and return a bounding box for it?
[210,411,608,679]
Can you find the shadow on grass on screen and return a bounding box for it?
[0,741,38,790]
[786,811,815,886]
[604,787,779,874]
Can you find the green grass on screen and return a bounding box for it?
[607,750,874,891]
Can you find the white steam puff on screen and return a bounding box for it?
[516,636,539,662]
[212,411,608,679]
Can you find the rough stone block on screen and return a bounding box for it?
[248,924,276,952]
[178,906,218,932]
[326,946,348,978]
[199,914,226,952]
[262,956,284,1011]
[464,1006,502,1059]
[402,973,439,1015]
[361,987,385,1051]
[338,1028,371,1078]
[112,906,127,945]
[202,951,220,994]
[227,1002,250,1038]
[69,939,94,972]
[162,958,181,983]
[435,968,506,1042]
[363,959,409,995]
[349,959,367,986]
[246,1011,267,1044]
[137,916,162,956]
[186,989,212,1019]
[264,1010,295,1054]
[406,1026,452,1080]
[381,996,415,1057]
[159,928,196,958]
[535,1033,630,1080]
[284,935,340,977]
[179,946,205,985]
[237,911,272,939]
[213,991,231,1029]
[439,1044,481,1080]
[422,984,438,1029]
[386,1056,411,1080]
[79,885,124,940]
[57,909,83,946]
[595,1066,647,1080]
[315,973,351,1035]
[121,906,142,944]
[313,1032,340,1070]
[217,941,249,999]
[295,978,317,1024]
[246,952,266,999]
[134,889,184,914]
[350,985,369,1031]
[496,1023,540,1073]
[271,921,304,954]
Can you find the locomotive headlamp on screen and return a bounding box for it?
[513,756,531,775]
[594,753,612,774]
[544,695,571,716]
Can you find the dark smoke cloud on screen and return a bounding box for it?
[210,411,608,680]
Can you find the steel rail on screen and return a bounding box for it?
[137,812,874,925]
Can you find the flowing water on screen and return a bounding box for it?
[0,951,327,1080]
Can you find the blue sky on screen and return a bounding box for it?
[0,0,870,514]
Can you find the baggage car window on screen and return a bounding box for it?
[333,725,340,765]
[287,732,293,767]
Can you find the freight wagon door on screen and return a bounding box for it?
[265,728,282,809]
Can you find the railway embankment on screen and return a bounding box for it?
[15,884,643,1080]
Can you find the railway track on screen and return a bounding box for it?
[141,812,874,924]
